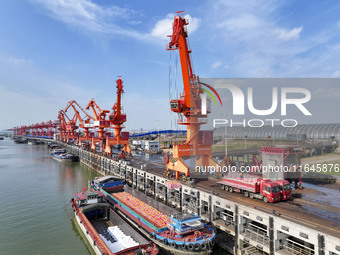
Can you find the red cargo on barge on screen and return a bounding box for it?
[103,191,216,255]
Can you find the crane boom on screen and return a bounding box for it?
[65,100,94,128]
[168,11,200,112]
[58,110,69,131]
[86,100,109,121]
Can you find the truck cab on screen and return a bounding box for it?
[273,180,292,201]
[260,180,281,203]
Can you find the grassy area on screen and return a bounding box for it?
[302,152,340,177]
[302,162,340,176]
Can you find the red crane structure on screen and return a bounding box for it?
[86,98,111,151]
[85,78,130,157]
[11,121,57,139]
[65,100,95,147]
[57,110,68,141]
[165,12,217,179]
[106,78,130,157]
[10,79,129,154]
[36,121,56,139]
[57,109,78,143]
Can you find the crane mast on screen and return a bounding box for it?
[110,78,124,124]
[109,78,127,138]
[106,78,130,157]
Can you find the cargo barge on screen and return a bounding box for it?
[102,190,216,255]
[52,152,79,162]
[92,176,125,193]
[49,144,79,162]
[71,190,158,255]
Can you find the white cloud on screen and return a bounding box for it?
[332,70,340,77]
[211,61,222,68]
[185,14,200,35]
[32,0,145,39]
[151,14,173,39]
[8,57,33,65]
[275,26,303,41]
[151,13,200,40]
[128,20,142,26]
[205,0,340,77]
[219,13,261,31]
[32,1,201,43]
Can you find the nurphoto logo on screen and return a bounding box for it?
[200,78,314,129]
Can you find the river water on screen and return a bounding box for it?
[0,139,99,254]
[0,139,230,254]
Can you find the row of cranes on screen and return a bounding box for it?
[10,121,58,139]
[56,78,131,158]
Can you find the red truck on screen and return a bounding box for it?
[273,180,292,201]
[218,175,281,203]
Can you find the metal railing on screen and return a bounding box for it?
[219,213,235,226]
[175,224,204,235]
[282,239,314,255]
[241,245,267,255]
[242,225,269,247]
[224,215,235,226]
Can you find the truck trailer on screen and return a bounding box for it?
[218,175,287,203]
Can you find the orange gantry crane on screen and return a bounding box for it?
[85,78,131,157]
[10,121,57,138]
[86,98,111,152]
[65,100,95,148]
[165,12,217,179]
[57,110,68,142]
[57,108,79,143]
[106,78,130,157]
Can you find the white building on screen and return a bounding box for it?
[143,140,159,151]
[131,140,159,151]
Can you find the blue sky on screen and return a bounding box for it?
[1,0,340,131]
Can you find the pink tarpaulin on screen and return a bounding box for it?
[165,181,182,189]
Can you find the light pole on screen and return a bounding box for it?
[155,120,160,151]
[244,135,247,150]
[221,113,228,156]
